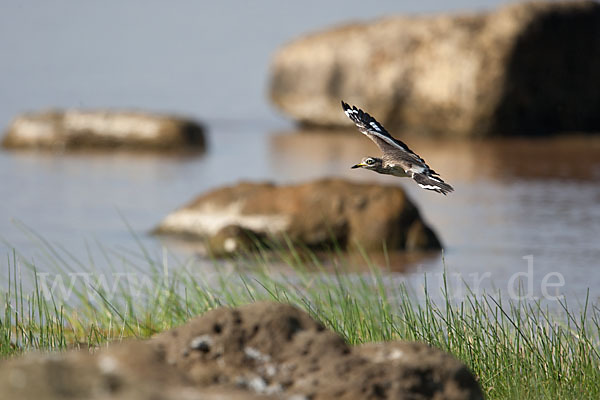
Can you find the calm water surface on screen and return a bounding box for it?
[1,123,599,305]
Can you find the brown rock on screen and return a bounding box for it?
[269,1,600,137]
[0,340,267,400]
[354,342,482,400]
[1,109,205,151]
[154,178,441,253]
[153,301,483,399]
[0,302,483,399]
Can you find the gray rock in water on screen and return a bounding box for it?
[269,1,600,137]
[153,178,441,253]
[1,109,205,151]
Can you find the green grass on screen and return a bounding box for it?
[1,238,599,400]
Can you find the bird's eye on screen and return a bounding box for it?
[366,159,375,165]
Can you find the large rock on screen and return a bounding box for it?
[269,1,600,137]
[154,302,483,399]
[153,178,441,254]
[1,110,205,151]
[0,302,484,399]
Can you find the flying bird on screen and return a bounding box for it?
[342,101,453,195]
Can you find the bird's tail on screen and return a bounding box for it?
[412,173,454,195]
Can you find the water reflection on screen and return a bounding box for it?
[270,128,600,181]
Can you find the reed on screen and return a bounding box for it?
[1,238,598,399]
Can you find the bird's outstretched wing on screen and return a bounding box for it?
[342,100,454,195]
[341,101,420,159]
[410,172,454,195]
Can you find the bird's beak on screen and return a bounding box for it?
[351,163,364,169]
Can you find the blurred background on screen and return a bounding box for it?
[1,1,599,304]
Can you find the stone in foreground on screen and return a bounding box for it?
[154,178,441,254]
[269,1,600,137]
[0,302,484,399]
[1,110,205,151]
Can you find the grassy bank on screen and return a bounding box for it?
[1,241,599,400]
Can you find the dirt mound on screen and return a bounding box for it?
[154,178,441,254]
[0,302,483,399]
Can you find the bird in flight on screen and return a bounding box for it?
[342,101,453,195]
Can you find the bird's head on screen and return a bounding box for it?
[351,157,382,171]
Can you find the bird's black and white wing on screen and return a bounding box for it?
[342,101,417,159]
[342,101,454,195]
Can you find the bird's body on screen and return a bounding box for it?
[352,157,409,177]
[342,101,454,195]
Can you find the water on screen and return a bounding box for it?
[2,125,599,302]
[1,1,599,306]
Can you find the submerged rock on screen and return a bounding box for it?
[269,1,600,137]
[1,110,205,151]
[0,302,484,399]
[154,178,441,253]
